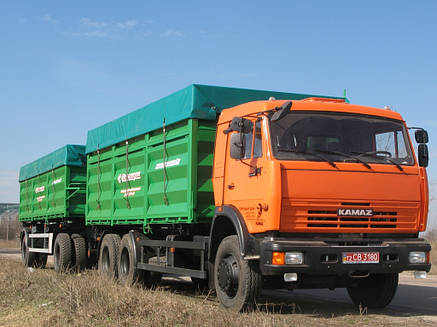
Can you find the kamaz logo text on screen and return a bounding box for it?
[337,209,373,217]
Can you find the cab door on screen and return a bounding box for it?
[223,118,272,233]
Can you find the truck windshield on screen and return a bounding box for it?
[269,111,414,166]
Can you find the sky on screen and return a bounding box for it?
[0,1,436,228]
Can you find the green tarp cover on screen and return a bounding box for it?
[86,84,344,153]
[19,145,86,182]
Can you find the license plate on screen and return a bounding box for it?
[342,252,379,264]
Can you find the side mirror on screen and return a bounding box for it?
[230,133,245,159]
[418,143,429,167]
[224,117,253,134]
[415,129,429,144]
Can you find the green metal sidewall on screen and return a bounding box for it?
[85,119,216,227]
[19,165,86,222]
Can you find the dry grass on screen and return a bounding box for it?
[0,238,19,248]
[0,258,435,327]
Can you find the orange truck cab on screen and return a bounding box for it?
[211,97,431,309]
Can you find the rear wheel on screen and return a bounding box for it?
[21,234,37,267]
[71,234,87,271]
[98,234,121,279]
[214,235,261,312]
[53,233,72,272]
[347,273,399,309]
[118,234,145,286]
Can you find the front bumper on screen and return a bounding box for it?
[259,237,431,275]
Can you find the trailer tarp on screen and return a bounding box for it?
[19,145,86,181]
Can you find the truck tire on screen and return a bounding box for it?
[347,273,399,309]
[35,254,48,268]
[98,234,121,279]
[53,233,72,272]
[214,235,261,312]
[71,234,87,272]
[21,234,37,267]
[118,234,145,286]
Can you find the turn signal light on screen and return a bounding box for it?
[272,252,285,265]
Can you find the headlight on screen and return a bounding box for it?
[285,252,304,265]
[409,251,426,264]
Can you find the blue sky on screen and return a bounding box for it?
[1,1,436,228]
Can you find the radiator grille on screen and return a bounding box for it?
[307,210,397,228]
[280,200,419,232]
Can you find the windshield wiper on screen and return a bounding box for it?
[277,147,337,168]
[315,149,372,170]
[352,151,404,172]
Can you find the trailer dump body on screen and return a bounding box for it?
[85,84,342,226]
[19,144,86,221]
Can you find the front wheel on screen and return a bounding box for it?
[347,273,399,309]
[214,235,261,312]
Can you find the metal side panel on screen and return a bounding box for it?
[19,165,86,222]
[86,119,216,226]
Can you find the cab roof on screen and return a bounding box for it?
[218,99,404,124]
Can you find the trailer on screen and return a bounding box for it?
[20,84,432,311]
[19,144,86,269]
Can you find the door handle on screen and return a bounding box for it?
[227,183,235,190]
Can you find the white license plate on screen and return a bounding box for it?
[342,252,380,264]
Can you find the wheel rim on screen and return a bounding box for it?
[217,254,239,298]
[101,246,110,272]
[120,248,130,277]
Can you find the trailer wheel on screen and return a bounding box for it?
[21,234,37,267]
[98,234,121,279]
[118,234,145,286]
[53,233,72,272]
[71,234,87,271]
[214,235,261,312]
[347,273,399,309]
[35,254,48,268]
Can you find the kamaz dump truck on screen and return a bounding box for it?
[19,84,432,311]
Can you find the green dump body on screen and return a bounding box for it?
[19,145,87,222]
[85,84,345,227]
[86,119,216,226]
